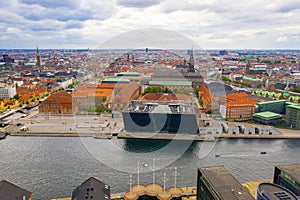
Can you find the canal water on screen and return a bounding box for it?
[0,136,299,200]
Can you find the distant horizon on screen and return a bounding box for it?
[1,48,300,51]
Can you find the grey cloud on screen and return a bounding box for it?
[271,1,300,13]
[31,27,58,32]
[20,0,77,9]
[22,8,92,22]
[65,22,84,29]
[117,0,160,8]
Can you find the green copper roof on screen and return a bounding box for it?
[102,78,130,82]
[118,72,140,76]
[287,104,300,110]
[253,111,282,119]
[249,68,266,71]
[149,80,192,86]
[243,76,262,81]
[25,62,37,66]
[257,100,286,105]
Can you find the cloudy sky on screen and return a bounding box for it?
[1,0,300,49]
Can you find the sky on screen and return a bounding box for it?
[0,0,300,49]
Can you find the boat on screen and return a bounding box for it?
[260,151,267,155]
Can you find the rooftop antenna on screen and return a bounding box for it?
[136,162,140,188]
[153,159,156,188]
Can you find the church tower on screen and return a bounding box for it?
[245,53,251,74]
[36,46,42,72]
[188,46,195,72]
[284,80,290,98]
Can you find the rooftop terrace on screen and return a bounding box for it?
[123,101,195,114]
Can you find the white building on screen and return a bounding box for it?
[57,78,73,89]
[0,83,17,99]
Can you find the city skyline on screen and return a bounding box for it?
[1,0,300,49]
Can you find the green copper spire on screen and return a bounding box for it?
[36,46,40,55]
[247,53,251,64]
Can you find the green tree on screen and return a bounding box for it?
[199,99,204,107]
[164,88,171,93]
[194,88,199,97]
[175,88,190,95]
[142,86,162,96]
[13,94,19,100]
[294,87,300,93]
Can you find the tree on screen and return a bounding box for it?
[194,88,199,98]
[199,99,204,107]
[25,100,29,105]
[142,86,162,96]
[13,94,19,100]
[164,88,171,93]
[175,88,190,96]
[294,87,300,93]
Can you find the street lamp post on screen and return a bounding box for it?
[162,173,168,195]
[127,175,134,196]
[172,167,179,189]
[153,159,156,186]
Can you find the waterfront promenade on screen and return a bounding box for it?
[3,112,300,140]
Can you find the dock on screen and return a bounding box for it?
[217,133,300,139]
[117,132,215,141]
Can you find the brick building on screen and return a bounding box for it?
[220,93,256,121]
[111,82,139,111]
[198,84,219,112]
[73,84,114,112]
[39,90,73,114]
[140,93,192,102]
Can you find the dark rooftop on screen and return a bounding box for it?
[0,180,32,200]
[72,177,110,200]
[276,164,300,183]
[258,182,298,200]
[123,101,195,114]
[198,166,255,200]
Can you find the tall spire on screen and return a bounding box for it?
[245,53,251,74]
[36,46,40,55]
[284,79,290,98]
[188,45,195,72]
[36,46,41,71]
[247,53,251,64]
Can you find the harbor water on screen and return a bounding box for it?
[0,136,299,199]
